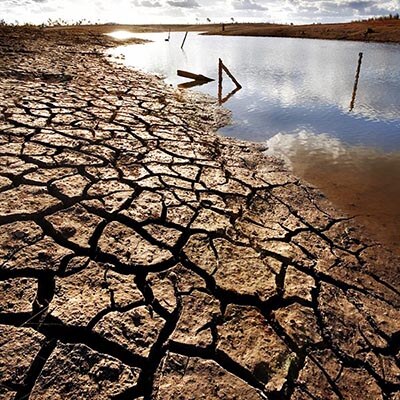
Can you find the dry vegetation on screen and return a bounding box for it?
[39,19,400,44]
[2,15,400,43]
[204,19,400,43]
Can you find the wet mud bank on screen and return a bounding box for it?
[0,26,400,400]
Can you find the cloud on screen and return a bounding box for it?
[2,0,34,5]
[347,1,375,11]
[167,0,200,7]
[132,0,162,7]
[141,0,161,6]
[283,0,398,22]
[233,0,267,10]
[363,2,399,16]
[1,0,399,24]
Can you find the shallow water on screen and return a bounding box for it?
[107,32,400,252]
[266,131,400,253]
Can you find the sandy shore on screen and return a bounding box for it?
[1,26,400,399]
[51,19,400,44]
[203,20,400,44]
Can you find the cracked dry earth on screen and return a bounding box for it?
[0,26,400,400]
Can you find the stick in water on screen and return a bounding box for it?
[181,32,188,49]
[349,52,363,111]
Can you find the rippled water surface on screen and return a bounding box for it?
[108,32,400,148]
[108,32,400,252]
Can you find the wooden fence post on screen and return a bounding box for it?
[177,70,214,82]
[218,59,223,103]
[218,58,242,104]
[181,32,188,49]
[219,58,242,89]
[349,52,363,111]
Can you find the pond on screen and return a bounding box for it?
[107,31,400,253]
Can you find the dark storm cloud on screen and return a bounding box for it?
[167,0,199,7]
[233,0,267,10]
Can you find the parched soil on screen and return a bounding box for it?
[0,26,399,400]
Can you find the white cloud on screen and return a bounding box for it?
[232,0,267,10]
[167,0,200,8]
[132,0,162,7]
[0,0,398,24]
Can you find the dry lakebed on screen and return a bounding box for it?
[0,26,399,400]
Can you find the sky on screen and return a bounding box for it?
[1,0,399,25]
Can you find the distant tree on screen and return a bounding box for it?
[357,13,400,22]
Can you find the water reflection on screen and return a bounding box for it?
[266,131,400,254]
[107,32,400,152]
[219,86,241,105]
[107,33,400,252]
[218,58,242,105]
[178,79,211,89]
[106,31,139,40]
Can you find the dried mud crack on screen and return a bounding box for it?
[0,26,399,400]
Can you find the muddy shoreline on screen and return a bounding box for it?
[1,26,400,400]
[48,20,400,44]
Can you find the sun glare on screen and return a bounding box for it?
[107,31,138,40]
